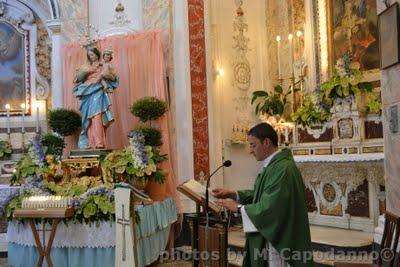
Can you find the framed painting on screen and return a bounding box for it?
[327,0,380,72]
[0,20,30,115]
[378,3,400,70]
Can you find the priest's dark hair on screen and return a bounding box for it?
[248,123,278,147]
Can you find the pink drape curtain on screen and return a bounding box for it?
[62,31,179,207]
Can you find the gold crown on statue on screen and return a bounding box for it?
[77,24,100,50]
[103,48,113,55]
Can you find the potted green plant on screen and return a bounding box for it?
[101,132,157,191]
[40,134,65,158]
[130,97,167,123]
[130,96,168,200]
[251,85,289,119]
[48,108,81,137]
[291,96,331,127]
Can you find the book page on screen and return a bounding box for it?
[182,179,220,207]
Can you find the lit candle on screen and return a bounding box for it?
[276,35,282,79]
[20,103,25,133]
[288,34,294,76]
[296,31,303,76]
[36,106,40,133]
[5,104,10,134]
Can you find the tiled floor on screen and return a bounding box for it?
[310,225,373,247]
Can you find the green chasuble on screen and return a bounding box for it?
[238,148,313,267]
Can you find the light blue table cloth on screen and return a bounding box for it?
[7,198,177,267]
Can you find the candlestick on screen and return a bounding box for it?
[5,104,10,135]
[276,35,281,79]
[36,106,40,133]
[296,31,303,76]
[20,103,25,153]
[288,34,294,76]
[20,103,25,133]
[284,126,289,145]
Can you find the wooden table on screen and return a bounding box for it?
[13,208,74,267]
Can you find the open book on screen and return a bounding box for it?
[115,182,153,205]
[177,179,222,214]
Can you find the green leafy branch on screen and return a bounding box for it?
[291,97,330,127]
[0,141,12,160]
[251,85,290,117]
[11,156,38,185]
[73,194,115,224]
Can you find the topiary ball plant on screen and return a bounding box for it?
[135,125,163,147]
[41,134,65,157]
[48,108,81,136]
[130,97,167,122]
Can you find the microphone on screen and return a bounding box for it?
[223,160,232,167]
[205,160,232,214]
[203,160,231,267]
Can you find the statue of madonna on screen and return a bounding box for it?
[73,47,119,149]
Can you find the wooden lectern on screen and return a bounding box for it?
[178,179,229,266]
[186,214,229,267]
[13,207,74,267]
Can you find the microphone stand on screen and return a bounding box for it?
[204,164,225,267]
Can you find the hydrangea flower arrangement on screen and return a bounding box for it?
[11,135,46,185]
[101,132,157,184]
[320,52,373,107]
[70,185,115,223]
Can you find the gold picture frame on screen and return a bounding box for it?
[323,0,381,82]
[0,19,31,115]
[378,3,400,70]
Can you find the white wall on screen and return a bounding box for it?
[88,0,143,34]
[206,0,267,191]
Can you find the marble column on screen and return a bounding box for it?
[46,20,63,109]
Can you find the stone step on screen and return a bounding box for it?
[228,225,374,249]
[227,225,374,266]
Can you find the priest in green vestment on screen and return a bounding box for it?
[214,123,313,267]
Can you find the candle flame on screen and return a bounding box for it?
[288,34,293,40]
[20,103,25,109]
[5,104,10,110]
[276,35,281,42]
[296,31,303,37]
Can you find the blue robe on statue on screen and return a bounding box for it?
[73,78,119,149]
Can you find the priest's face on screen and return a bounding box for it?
[248,135,271,161]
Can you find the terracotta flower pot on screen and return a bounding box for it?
[145,179,166,201]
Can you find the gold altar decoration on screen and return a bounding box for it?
[61,158,100,181]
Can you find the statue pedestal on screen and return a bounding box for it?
[61,149,111,182]
[69,149,111,158]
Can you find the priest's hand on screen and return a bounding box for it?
[212,189,237,200]
[215,198,238,213]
